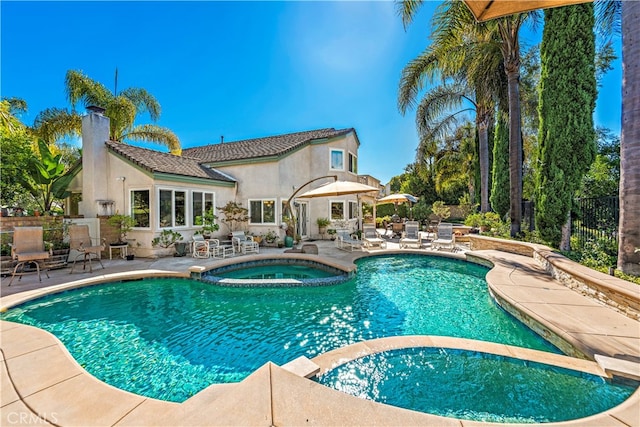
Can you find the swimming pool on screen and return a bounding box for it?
[202,258,351,287]
[316,347,636,423]
[1,255,557,403]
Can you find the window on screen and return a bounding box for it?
[159,189,186,228]
[131,190,150,228]
[192,192,214,225]
[330,201,345,220]
[348,152,357,173]
[330,149,344,171]
[349,201,358,219]
[249,199,276,224]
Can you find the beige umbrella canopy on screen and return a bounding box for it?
[462,0,590,22]
[296,181,379,198]
[376,193,418,205]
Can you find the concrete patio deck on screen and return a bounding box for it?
[1,238,639,426]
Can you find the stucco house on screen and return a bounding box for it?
[70,108,381,257]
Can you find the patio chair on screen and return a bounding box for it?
[433,222,455,251]
[362,224,386,250]
[231,231,259,254]
[69,225,106,273]
[8,226,52,285]
[399,221,421,249]
[192,235,218,258]
[335,229,363,252]
[391,222,404,238]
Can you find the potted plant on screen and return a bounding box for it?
[107,213,137,245]
[195,207,219,238]
[152,229,184,257]
[316,217,331,236]
[327,229,337,240]
[263,229,278,246]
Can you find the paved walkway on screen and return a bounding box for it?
[1,239,639,426]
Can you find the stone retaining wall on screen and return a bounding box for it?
[470,235,640,321]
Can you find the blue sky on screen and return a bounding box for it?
[2,1,622,184]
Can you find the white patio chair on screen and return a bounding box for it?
[231,231,259,254]
[399,221,421,249]
[433,222,455,251]
[335,229,363,252]
[192,235,218,258]
[362,224,386,250]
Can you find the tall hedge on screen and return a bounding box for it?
[535,3,597,248]
[490,108,510,219]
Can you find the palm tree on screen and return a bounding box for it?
[433,121,477,197]
[398,0,504,213]
[618,1,640,275]
[64,70,181,154]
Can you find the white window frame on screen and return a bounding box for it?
[130,188,151,229]
[330,149,345,171]
[330,200,345,220]
[349,201,358,219]
[158,188,188,229]
[348,151,357,174]
[192,191,215,227]
[249,198,277,224]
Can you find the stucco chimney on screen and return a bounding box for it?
[81,107,111,218]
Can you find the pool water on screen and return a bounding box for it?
[2,255,557,403]
[216,264,334,280]
[317,347,637,423]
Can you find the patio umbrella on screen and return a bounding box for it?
[376,193,418,217]
[296,181,379,198]
[376,193,418,205]
[462,0,589,22]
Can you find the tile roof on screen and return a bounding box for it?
[105,141,235,182]
[182,128,355,163]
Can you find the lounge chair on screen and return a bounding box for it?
[231,231,259,254]
[433,222,455,251]
[69,225,106,273]
[8,226,52,285]
[399,221,421,249]
[362,224,386,250]
[335,229,363,251]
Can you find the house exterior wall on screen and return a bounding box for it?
[78,111,370,256]
[211,131,362,238]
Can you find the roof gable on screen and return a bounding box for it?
[182,128,356,163]
[105,141,235,182]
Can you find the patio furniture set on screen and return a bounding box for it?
[191,231,259,259]
[335,222,458,252]
[5,225,106,286]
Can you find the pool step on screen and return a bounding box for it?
[281,356,320,378]
[595,354,640,381]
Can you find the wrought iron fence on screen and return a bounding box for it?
[572,196,619,250]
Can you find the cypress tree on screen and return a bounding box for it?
[490,108,510,219]
[535,3,597,248]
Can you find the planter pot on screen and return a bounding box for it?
[284,236,294,248]
[126,254,135,261]
[174,242,188,257]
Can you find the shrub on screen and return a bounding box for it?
[152,229,183,248]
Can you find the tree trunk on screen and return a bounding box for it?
[560,210,571,252]
[499,18,523,238]
[618,1,640,275]
[477,108,491,213]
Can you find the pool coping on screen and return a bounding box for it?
[1,249,640,426]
